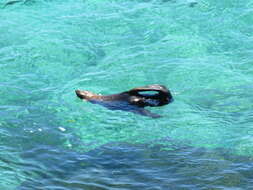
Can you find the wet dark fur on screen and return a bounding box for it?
[75,84,173,118]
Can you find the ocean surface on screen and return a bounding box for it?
[1,0,253,189]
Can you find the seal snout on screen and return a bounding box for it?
[75,89,96,100]
[75,90,84,99]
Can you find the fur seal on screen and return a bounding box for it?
[75,84,173,118]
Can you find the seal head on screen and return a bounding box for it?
[75,90,99,100]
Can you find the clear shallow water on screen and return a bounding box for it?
[1,0,253,189]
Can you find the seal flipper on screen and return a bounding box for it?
[133,108,161,118]
[129,84,168,93]
[127,84,173,106]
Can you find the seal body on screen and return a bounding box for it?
[75,84,173,118]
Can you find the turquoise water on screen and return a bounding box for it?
[1,0,253,189]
